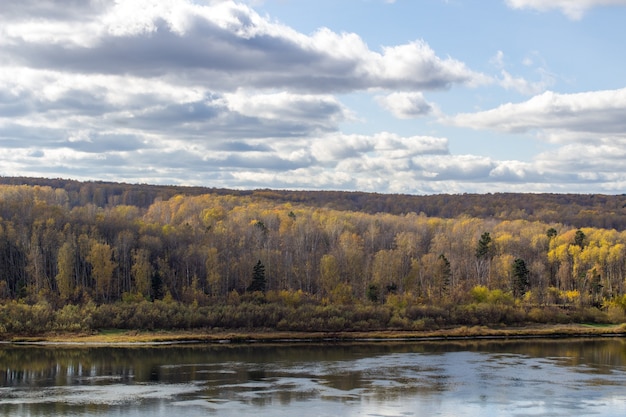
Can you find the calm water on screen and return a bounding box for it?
[1,338,625,416]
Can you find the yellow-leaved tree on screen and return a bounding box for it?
[87,241,115,302]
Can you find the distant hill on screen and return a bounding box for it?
[2,176,626,230]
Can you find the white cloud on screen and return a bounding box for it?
[498,70,553,95]
[376,92,434,119]
[536,142,626,171]
[1,0,624,195]
[490,50,505,69]
[448,88,626,135]
[0,0,494,193]
[311,132,448,163]
[0,0,486,93]
[505,0,626,19]
[371,41,490,89]
[443,87,626,193]
[489,51,554,95]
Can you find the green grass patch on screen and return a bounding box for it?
[580,323,618,328]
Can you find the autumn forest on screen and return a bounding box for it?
[1,177,626,335]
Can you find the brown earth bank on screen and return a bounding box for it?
[6,324,626,345]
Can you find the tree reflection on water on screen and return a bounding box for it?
[0,339,625,416]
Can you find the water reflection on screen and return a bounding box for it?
[0,338,625,416]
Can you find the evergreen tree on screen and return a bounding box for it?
[247,260,266,293]
[475,232,493,258]
[151,270,164,300]
[574,229,586,248]
[366,284,380,303]
[475,232,493,284]
[436,254,451,298]
[512,258,529,298]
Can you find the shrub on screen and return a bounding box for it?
[0,301,53,334]
[607,304,626,323]
[388,314,411,330]
[527,307,553,323]
[570,307,609,324]
[54,303,95,332]
[470,286,490,303]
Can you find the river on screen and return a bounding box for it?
[1,338,625,416]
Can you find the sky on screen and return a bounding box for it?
[1,0,626,195]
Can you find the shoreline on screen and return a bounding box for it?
[4,323,625,346]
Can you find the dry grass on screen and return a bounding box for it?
[8,323,625,345]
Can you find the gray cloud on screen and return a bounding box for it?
[63,132,147,153]
[2,0,622,194]
[0,0,491,194]
[0,0,111,20]
[214,141,273,152]
[1,1,486,93]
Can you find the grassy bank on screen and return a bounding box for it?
[8,323,626,345]
[2,293,626,345]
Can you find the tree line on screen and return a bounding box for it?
[1,182,626,334]
[3,176,626,230]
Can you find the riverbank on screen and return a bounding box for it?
[5,323,626,345]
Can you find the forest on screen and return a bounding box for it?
[1,177,626,335]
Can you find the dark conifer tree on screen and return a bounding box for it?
[247,260,266,293]
[512,258,530,298]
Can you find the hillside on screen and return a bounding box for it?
[1,176,626,336]
[2,176,626,230]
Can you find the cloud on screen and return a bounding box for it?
[0,0,110,20]
[0,67,351,144]
[497,68,554,96]
[505,0,626,19]
[535,141,626,174]
[1,0,623,195]
[489,51,554,95]
[490,51,506,69]
[311,132,449,163]
[443,87,626,192]
[223,91,349,132]
[0,0,496,193]
[0,1,486,93]
[226,153,568,194]
[447,88,626,135]
[376,92,434,119]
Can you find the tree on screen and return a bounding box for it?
[247,260,266,293]
[87,241,116,302]
[366,284,380,303]
[371,249,402,298]
[475,232,493,285]
[435,254,451,299]
[475,232,493,258]
[56,241,75,300]
[319,254,340,297]
[131,248,152,299]
[574,229,586,248]
[205,247,222,297]
[512,258,530,298]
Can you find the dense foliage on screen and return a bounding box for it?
[3,176,626,229]
[1,179,626,334]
